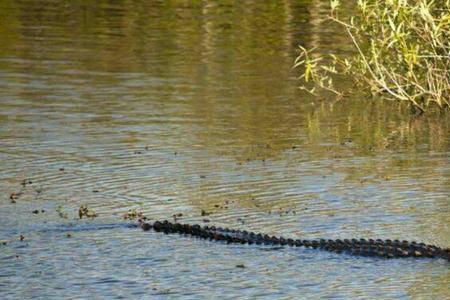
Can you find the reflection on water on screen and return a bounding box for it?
[0,0,449,299]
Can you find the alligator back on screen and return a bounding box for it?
[140,220,450,262]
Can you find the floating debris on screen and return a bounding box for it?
[66,233,72,238]
[123,209,147,220]
[236,264,245,268]
[201,209,210,216]
[56,205,68,219]
[33,186,43,195]
[21,179,33,187]
[19,234,25,241]
[172,213,183,222]
[78,205,98,219]
[10,192,21,203]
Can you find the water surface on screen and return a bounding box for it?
[1,1,449,299]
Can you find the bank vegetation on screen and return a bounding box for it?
[296,0,450,113]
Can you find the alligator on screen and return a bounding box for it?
[138,220,450,262]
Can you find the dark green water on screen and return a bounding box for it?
[0,1,449,299]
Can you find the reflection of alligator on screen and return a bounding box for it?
[139,220,450,262]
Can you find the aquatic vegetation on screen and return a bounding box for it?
[296,0,450,113]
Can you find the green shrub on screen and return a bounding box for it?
[296,0,450,113]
